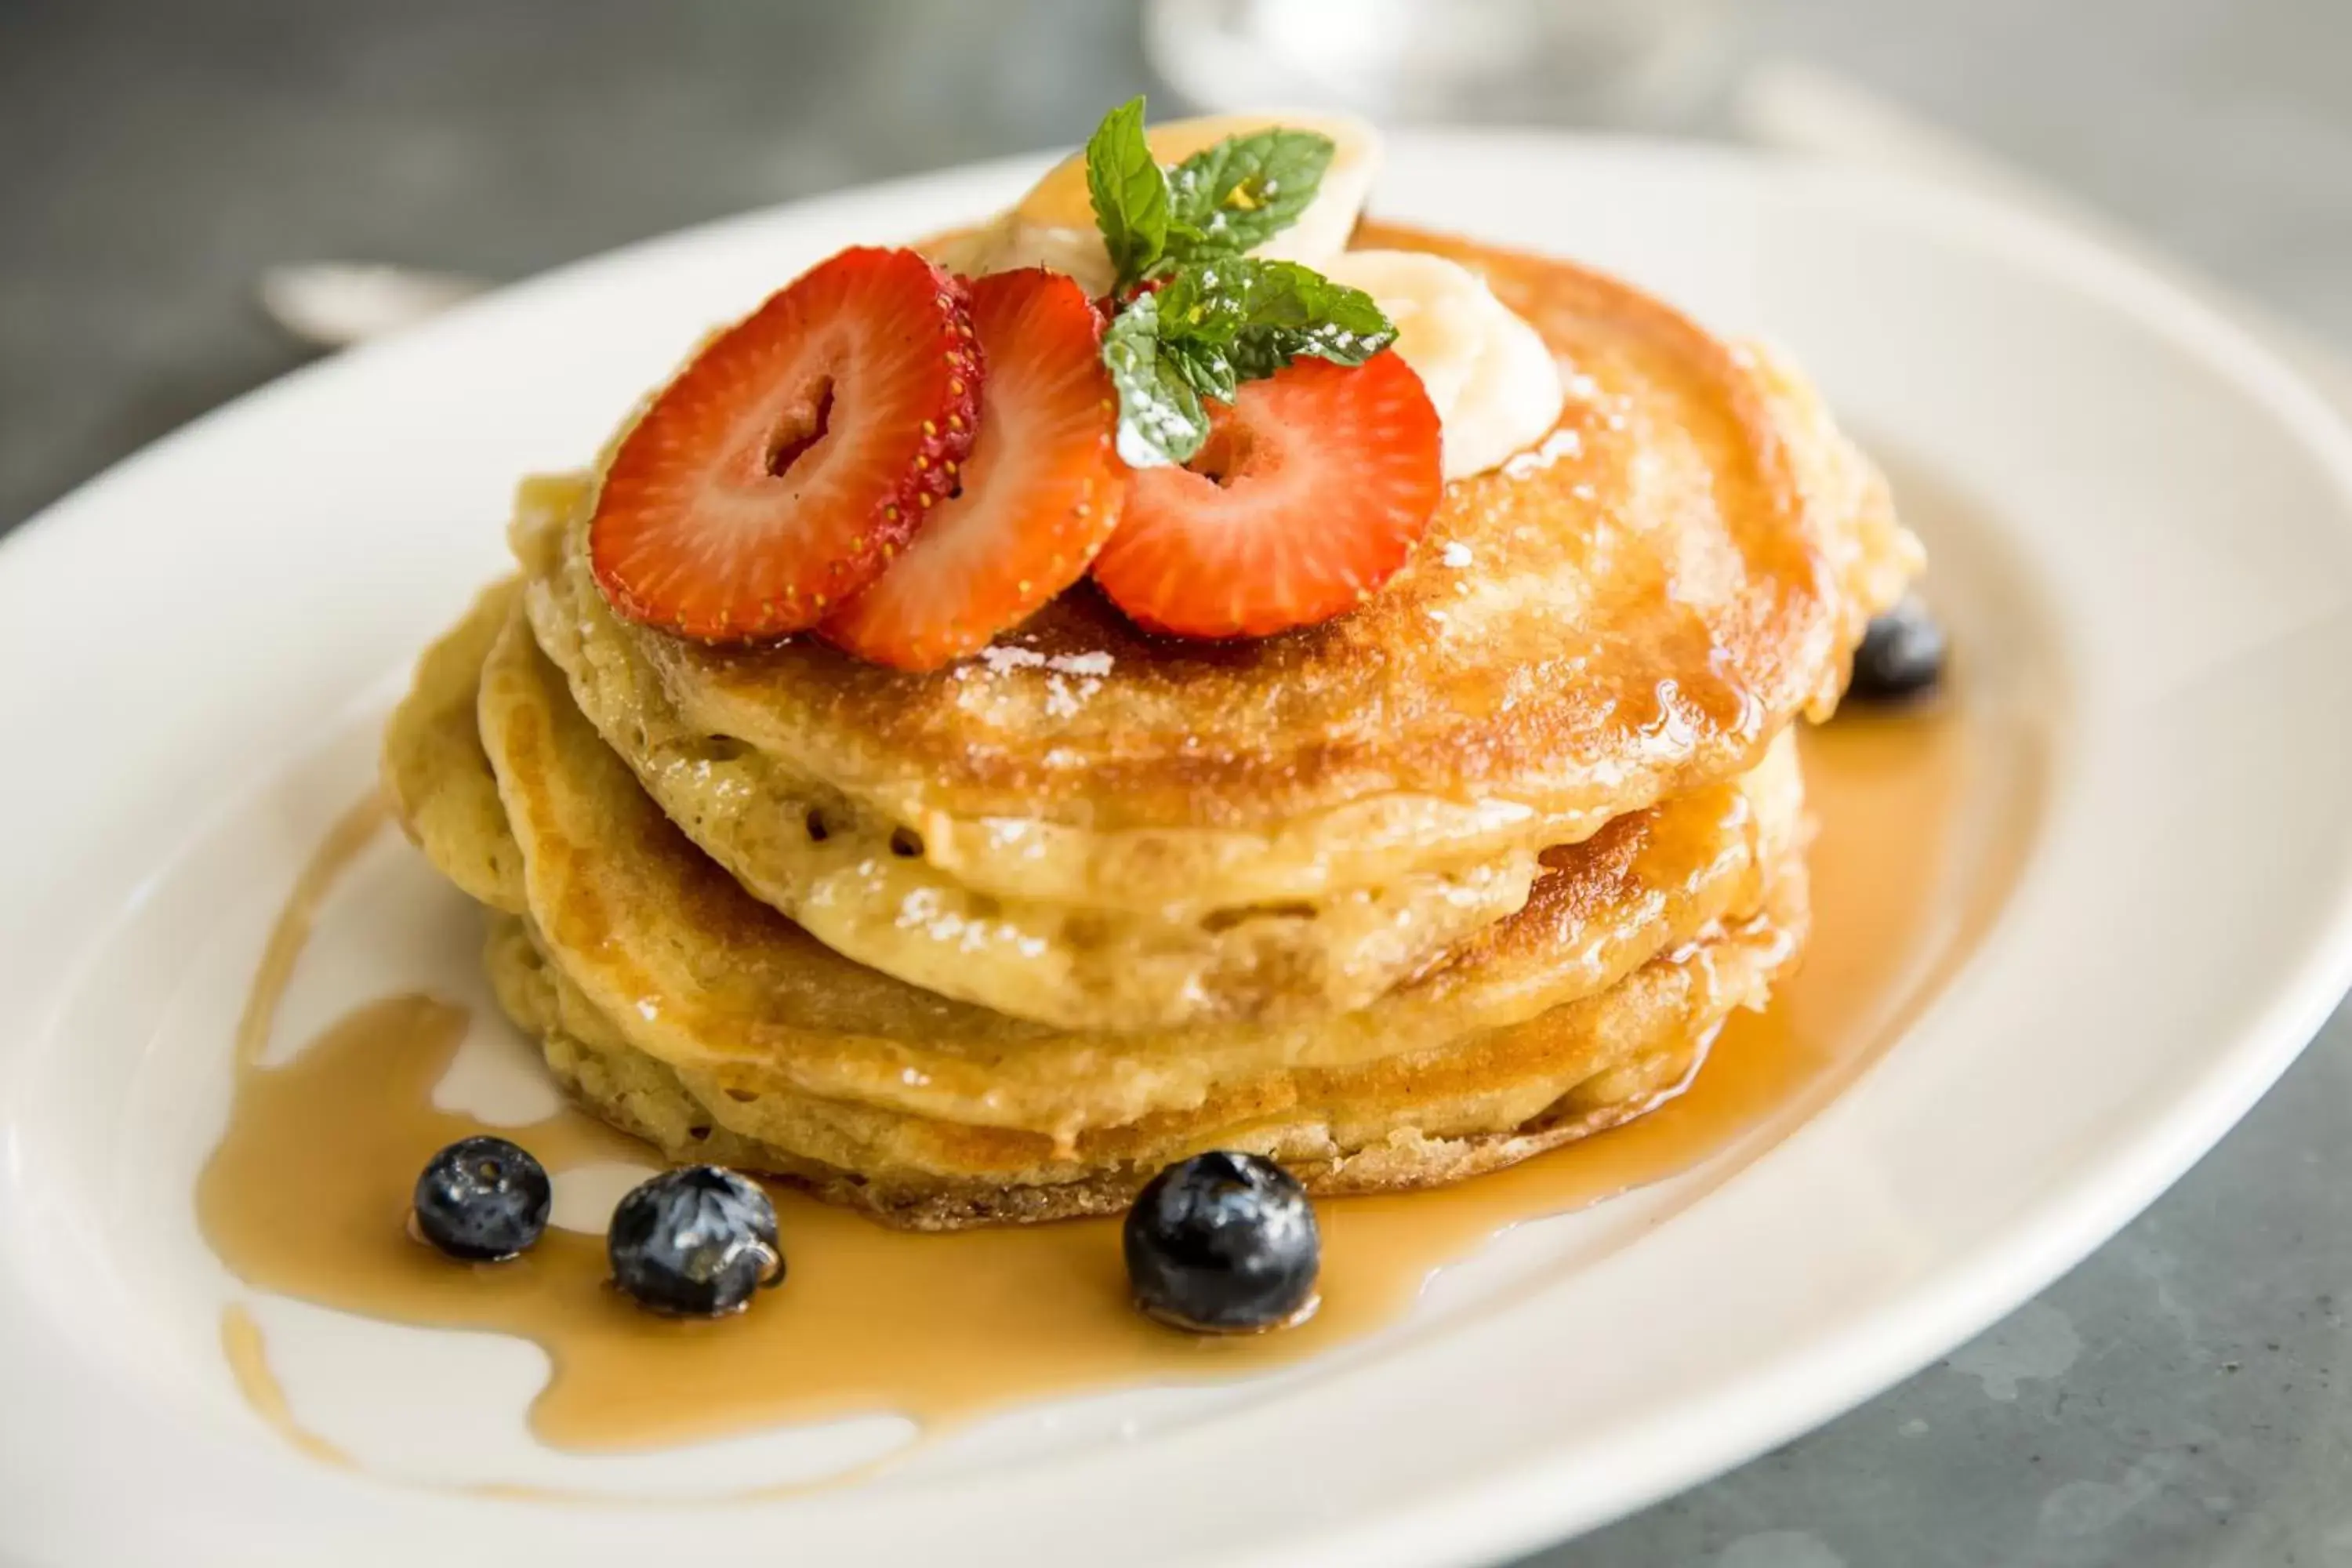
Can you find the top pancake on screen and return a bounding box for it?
[517,220,1914,1028]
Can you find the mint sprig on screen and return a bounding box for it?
[1082,98,1396,468]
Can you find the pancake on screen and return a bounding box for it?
[379,578,526,916]
[428,599,1803,1134]
[483,866,1806,1229]
[519,220,1913,1030]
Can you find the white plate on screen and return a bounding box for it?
[6,131,2352,1567]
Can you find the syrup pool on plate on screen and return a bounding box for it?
[200,705,2018,1469]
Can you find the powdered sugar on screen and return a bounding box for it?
[1501,426,1584,480]
[969,642,1115,713]
[976,644,1114,679]
[976,644,1047,674]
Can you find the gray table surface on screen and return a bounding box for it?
[5,2,2350,1563]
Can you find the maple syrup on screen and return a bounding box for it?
[201,708,2019,1468]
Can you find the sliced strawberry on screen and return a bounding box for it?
[820,268,1126,671]
[1091,350,1442,640]
[590,246,982,642]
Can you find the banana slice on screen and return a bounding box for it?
[1319,249,1565,481]
[953,111,1382,298]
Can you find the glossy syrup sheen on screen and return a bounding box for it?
[200,709,2003,1465]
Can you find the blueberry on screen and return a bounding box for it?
[1123,1151,1321,1334]
[412,1136,550,1262]
[1848,594,1947,702]
[607,1166,786,1316]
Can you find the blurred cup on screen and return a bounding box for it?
[1144,0,1731,126]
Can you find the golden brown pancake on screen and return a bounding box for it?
[381,598,1801,1141]
[379,578,525,916]
[380,593,1809,1228]
[484,869,1802,1229]
[516,220,1911,1031]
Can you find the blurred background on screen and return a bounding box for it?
[5,2,2350,1563]
[6,0,2348,530]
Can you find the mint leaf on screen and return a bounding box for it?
[1228,261,1395,377]
[1085,97,1169,293]
[1150,261,1250,345]
[1159,257,1395,377]
[1166,129,1335,259]
[1159,334,1238,405]
[1102,295,1210,467]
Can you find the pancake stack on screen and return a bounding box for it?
[384,223,1919,1229]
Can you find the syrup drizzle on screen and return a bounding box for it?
[202,710,2017,1478]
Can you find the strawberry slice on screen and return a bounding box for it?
[820,268,1126,671]
[590,246,983,642]
[1091,350,1442,639]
